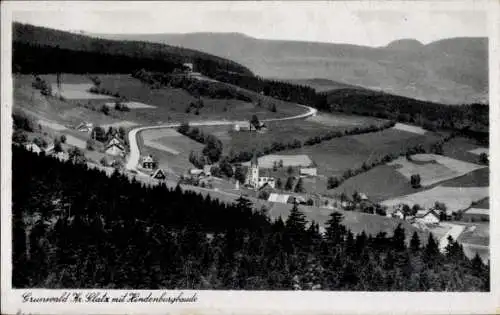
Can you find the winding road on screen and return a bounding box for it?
[125,104,317,171]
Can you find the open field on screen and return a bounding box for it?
[199,112,386,155]
[142,129,182,155]
[469,148,489,156]
[381,186,489,214]
[14,75,136,128]
[100,121,139,130]
[456,222,489,246]
[282,128,443,178]
[304,112,384,127]
[392,123,427,135]
[52,83,113,100]
[98,74,307,122]
[65,134,87,149]
[462,243,489,262]
[104,101,156,109]
[443,137,488,164]
[241,154,313,168]
[37,119,67,131]
[328,165,415,202]
[138,128,203,174]
[388,154,486,187]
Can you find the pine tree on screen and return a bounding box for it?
[392,224,406,252]
[410,231,421,252]
[324,211,346,245]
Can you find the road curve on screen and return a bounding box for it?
[125,104,317,171]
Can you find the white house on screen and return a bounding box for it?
[151,169,167,181]
[268,193,291,204]
[392,208,405,220]
[141,155,155,169]
[257,176,276,189]
[105,135,125,156]
[183,63,194,73]
[77,122,93,133]
[203,165,212,177]
[415,210,440,224]
[300,167,317,177]
[25,142,42,154]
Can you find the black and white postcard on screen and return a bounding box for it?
[1,1,499,314]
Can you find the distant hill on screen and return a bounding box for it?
[12,23,253,77]
[283,78,365,92]
[94,32,488,105]
[385,39,424,51]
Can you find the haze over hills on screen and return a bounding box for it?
[93,32,488,105]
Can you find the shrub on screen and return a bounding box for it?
[410,174,421,188]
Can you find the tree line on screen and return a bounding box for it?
[12,146,489,290]
[132,69,252,102]
[13,22,252,76]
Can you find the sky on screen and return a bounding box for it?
[10,1,488,47]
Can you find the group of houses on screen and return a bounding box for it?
[139,154,170,181]
[388,204,441,224]
[233,121,268,133]
[24,142,69,161]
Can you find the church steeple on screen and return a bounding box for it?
[251,151,259,167]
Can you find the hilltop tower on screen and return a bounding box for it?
[245,151,259,189]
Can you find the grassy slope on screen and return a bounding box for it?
[98,74,305,123]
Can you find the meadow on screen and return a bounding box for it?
[380,186,489,214]
[138,128,203,175]
[98,74,307,123]
[282,128,443,178]
[201,113,387,155]
[388,154,486,187]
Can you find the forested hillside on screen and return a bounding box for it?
[12,146,489,290]
[12,23,252,76]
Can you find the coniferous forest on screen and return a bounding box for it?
[12,146,489,291]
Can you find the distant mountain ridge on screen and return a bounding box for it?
[93,32,488,105]
[13,23,253,77]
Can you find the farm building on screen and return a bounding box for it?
[300,167,317,177]
[25,142,42,154]
[105,135,125,156]
[258,177,276,189]
[44,143,55,154]
[391,208,405,220]
[268,193,291,204]
[359,193,368,201]
[141,155,156,169]
[183,63,194,73]
[203,165,212,177]
[233,121,265,132]
[189,168,210,178]
[415,210,440,224]
[151,169,167,181]
[462,208,489,222]
[77,121,93,133]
